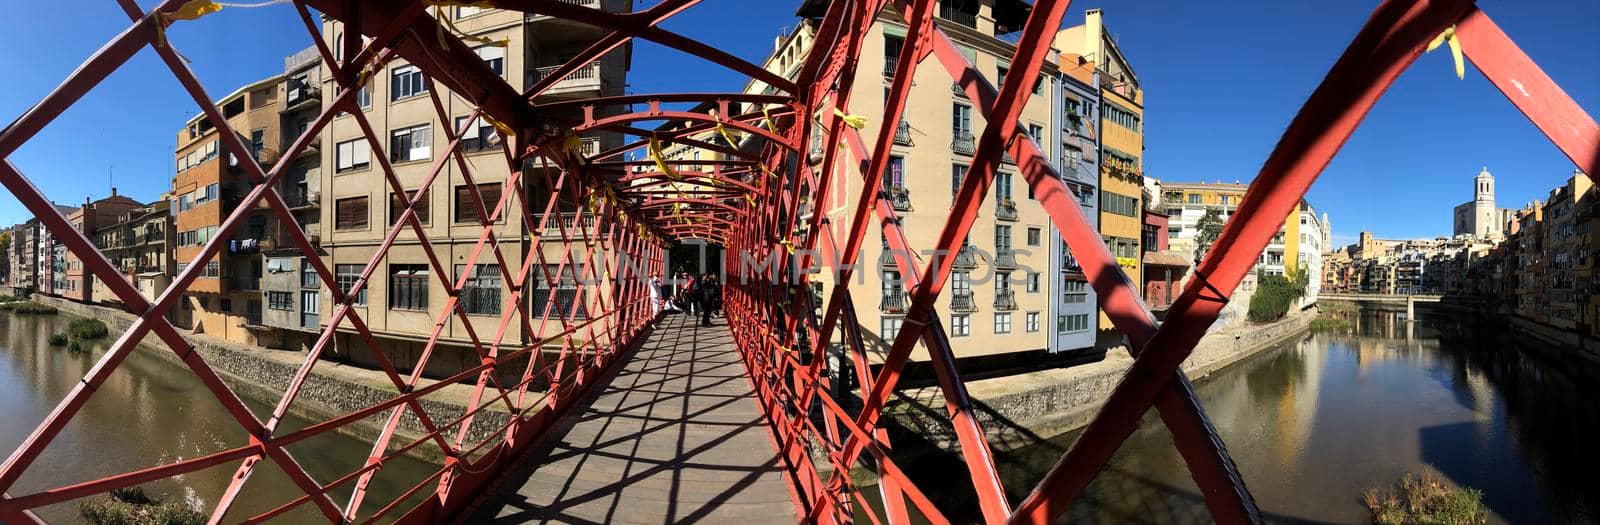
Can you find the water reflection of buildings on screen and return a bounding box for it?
[1270,337,1324,474]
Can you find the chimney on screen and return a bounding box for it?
[111,187,118,197]
[1083,9,1102,66]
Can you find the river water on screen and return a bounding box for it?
[0,312,438,523]
[870,310,1600,524]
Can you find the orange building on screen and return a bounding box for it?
[61,191,142,303]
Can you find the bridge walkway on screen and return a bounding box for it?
[465,314,798,524]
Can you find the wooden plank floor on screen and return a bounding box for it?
[466,314,799,524]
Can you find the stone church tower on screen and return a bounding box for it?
[1453,166,1501,239]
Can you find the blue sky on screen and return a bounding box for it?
[1,0,1595,248]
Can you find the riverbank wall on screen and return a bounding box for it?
[874,308,1316,455]
[1507,315,1600,368]
[25,295,509,463]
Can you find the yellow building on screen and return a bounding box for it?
[1055,9,1143,334]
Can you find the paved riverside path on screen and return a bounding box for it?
[466,314,799,524]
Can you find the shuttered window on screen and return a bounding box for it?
[455,183,502,223]
[335,196,368,230]
[335,138,370,172]
[389,264,429,310]
[390,190,429,224]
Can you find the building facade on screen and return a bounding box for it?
[780,0,1075,365]
[317,4,631,373]
[1048,43,1101,353]
[59,192,144,304]
[1451,166,1516,240]
[92,197,175,306]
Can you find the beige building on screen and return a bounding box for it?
[774,0,1063,365]
[318,4,631,374]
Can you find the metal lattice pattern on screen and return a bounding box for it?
[0,0,1595,523]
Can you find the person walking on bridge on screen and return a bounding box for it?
[699,273,720,327]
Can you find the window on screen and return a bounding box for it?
[952,270,971,295]
[1062,279,1088,303]
[301,259,319,288]
[457,264,502,315]
[390,64,427,101]
[220,298,232,312]
[1221,195,1232,205]
[456,5,485,17]
[391,190,430,224]
[335,138,371,172]
[996,172,1012,203]
[884,155,905,191]
[178,194,192,212]
[952,104,972,139]
[389,264,429,310]
[250,129,265,159]
[1188,193,1201,204]
[951,164,967,197]
[455,116,499,152]
[267,291,293,310]
[1027,227,1042,246]
[995,225,1012,251]
[355,85,371,109]
[1062,313,1091,333]
[390,124,431,162]
[1057,315,1066,333]
[1028,123,1044,143]
[995,272,1011,294]
[1027,272,1040,293]
[1025,312,1040,332]
[455,183,502,223]
[334,264,367,305]
[335,196,369,230]
[951,314,970,336]
[1102,192,1139,217]
[994,313,1011,334]
[881,317,903,342]
[1104,102,1141,131]
[474,46,505,76]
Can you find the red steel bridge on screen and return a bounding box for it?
[0,0,1594,523]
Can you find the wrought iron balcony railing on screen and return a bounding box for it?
[994,288,1017,311]
[952,245,979,270]
[994,248,1017,269]
[893,121,913,146]
[885,186,913,212]
[879,290,906,314]
[995,199,1018,221]
[951,290,978,312]
[952,133,975,155]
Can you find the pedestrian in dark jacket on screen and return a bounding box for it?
[699,273,719,326]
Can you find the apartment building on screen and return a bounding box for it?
[38,204,79,297]
[91,197,175,306]
[255,46,328,350]
[1049,43,1101,353]
[779,0,1072,365]
[8,220,36,295]
[57,192,144,304]
[318,3,631,373]
[171,74,282,343]
[1541,171,1591,330]
[1055,9,1144,339]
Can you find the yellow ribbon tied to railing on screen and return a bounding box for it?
[779,239,795,254]
[563,133,588,166]
[760,106,778,133]
[648,138,682,181]
[1426,25,1465,80]
[153,0,222,52]
[832,108,868,129]
[483,114,514,137]
[708,109,741,149]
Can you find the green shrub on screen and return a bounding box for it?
[78,486,204,525]
[1364,471,1486,524]
[0,302,15,311]
[1248,269,1310,323]
[1309,317,1353,333]
[48,333,68,346]
[68,318,109,340]
[68,339,83,353]
[12,302,58,315]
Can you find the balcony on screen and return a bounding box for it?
[893,121,913,146]
[529,61,603,96]
[952,245,979,270]
[995,199,1018,222]
[541,212,601,237]
[883,57,898,77]
[938,4,978,28]
[994,288,1017,311]
[993,248,1017,269]
[885,186,913,212]
[283,187,319,209]
[952,133,975,156]
[951,291,978,313]
[879,290,906,314]
[282,85,321,113]
[230,276,261,292]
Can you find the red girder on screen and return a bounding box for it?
[0,0,1594,523]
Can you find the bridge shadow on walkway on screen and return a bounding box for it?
[464,314,798,524]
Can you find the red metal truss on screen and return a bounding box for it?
[0,0,1595,524]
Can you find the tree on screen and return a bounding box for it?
[1193,208,1224,261]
